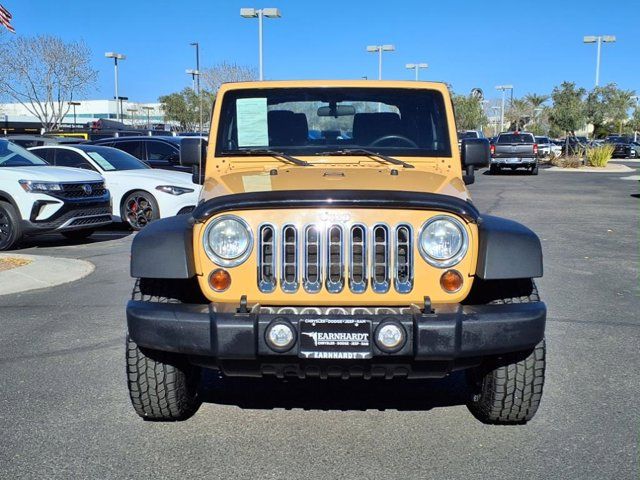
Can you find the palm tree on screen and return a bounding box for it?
[524,93,549,110]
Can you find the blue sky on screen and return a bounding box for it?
[5,0,639,103]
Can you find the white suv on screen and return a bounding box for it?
[0,139,112,251]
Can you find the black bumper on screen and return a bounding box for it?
[21,197,112,235]
[127,300,546,377]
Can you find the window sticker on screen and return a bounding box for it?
[87,152,116,170]
[236,98,268,147]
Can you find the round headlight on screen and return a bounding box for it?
[203,215,253,267]
[419,215,468,268]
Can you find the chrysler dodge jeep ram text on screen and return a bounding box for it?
[125,81,546,425]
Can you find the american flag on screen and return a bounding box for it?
[0,3,14,33]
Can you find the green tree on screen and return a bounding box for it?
[586,83,635,137]
[452,93,487,131]
[158,87,213,131]
[549,82,587,135]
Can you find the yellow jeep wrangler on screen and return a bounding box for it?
[126,80,546,424]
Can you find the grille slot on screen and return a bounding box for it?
[325,225,344,293]
[280,225,299,292]
[394,225,413,293]
[371,225,390,293]
[258,225,276,292]
[349,224,367,293]
[303,226,322,293]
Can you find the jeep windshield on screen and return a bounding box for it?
[0,140,49,167]
[216,87,452,158]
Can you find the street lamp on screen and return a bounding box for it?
[105,52,126,122]
[405,63,428,81]
[68,101,81,130]
[141,106,154,130]
[583,35,616,87]
[240,7,281,81]
[185,69,200,92]
[495,85,514,132]
[366,44,395,80]
[189,42,203,134]
[127,108,137,127]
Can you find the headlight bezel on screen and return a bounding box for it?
[18,180,63,193]
[203,214,253,267]
[418,215,469,268]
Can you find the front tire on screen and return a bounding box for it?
[122,191,160,231]
[126,335,201,421]
[467,340,546,425]
[0,201,22,251]
[531,165,539,175]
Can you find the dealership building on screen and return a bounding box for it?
[1,99,165,133]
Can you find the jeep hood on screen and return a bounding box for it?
[202,166,469,201]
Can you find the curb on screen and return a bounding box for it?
[545,164,634,173]
[0,253,95,296]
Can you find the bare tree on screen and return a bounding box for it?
[0,35,98,131]
[201,62,257,94]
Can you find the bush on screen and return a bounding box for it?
[551,156,582,168]
[585,145,614,167]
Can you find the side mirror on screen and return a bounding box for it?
[180,138,207,185]
[461,138,490,185]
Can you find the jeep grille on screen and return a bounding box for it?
[257,223,414,294]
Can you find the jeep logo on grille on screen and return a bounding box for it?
[319,211,350,223]
[82,184,93,195]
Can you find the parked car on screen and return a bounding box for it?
[490,131,538,174]
[604,136,637,159]
[0,139,111,250]
[125,80,546,425]
[89,136,206,172]
[29,145,200,230]
[457,130,482,149]
[4,135,86,148]
[535,136,552,157]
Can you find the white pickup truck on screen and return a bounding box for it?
[0,139,112,250]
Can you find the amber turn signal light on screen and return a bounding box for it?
[209,269,231,292]
[440,269,463,293]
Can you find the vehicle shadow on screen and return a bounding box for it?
[482,169,535,176]
[17,225,133,250]
[199,370,470,412]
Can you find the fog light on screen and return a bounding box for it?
[265,320,296,352]
[375,322,406,352]
[440,269,463,293]
[209,269,231,292]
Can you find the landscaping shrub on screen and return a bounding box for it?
[551,156,582,168]
[585,145,614,168]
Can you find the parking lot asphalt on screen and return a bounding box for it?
[1,165,638,479]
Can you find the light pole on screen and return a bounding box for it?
[583,35,616,87]
[127,108,137,127]
[240,8,281,81]
[495,85,513,132]
[68,101,81,130]
[105,52,126,122]
[491,106,500,136]
[185,69,200,92]
[141,106,154,130]
[405,63,428,81]
[116,96,128,124]
[189,42,203,134]
[366,44,395,80]
[632,95,639,142]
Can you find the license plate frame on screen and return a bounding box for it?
[298,318,372,360]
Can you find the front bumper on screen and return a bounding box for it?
[21,198,112,235]
[127,300,546,378]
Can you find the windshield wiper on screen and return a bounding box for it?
[318,148,414,168]
[224,149,310,166]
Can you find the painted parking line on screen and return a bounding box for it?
[619,175,640,181]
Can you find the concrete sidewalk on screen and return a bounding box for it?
[0,253,94,296]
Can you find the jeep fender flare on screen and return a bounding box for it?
[131,214,195,279]
[475,215,543,280]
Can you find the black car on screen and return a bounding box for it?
[88,136,206,172]
[604,136,638,159]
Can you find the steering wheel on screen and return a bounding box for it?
[369,135,418,148]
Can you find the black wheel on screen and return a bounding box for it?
[465,279,545,424]
[122,191,159,231]
[489,165,499,175]
[61,229,95,241]
[0,201,22,251]
[126,334,201,421]
[531,165,539,175]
